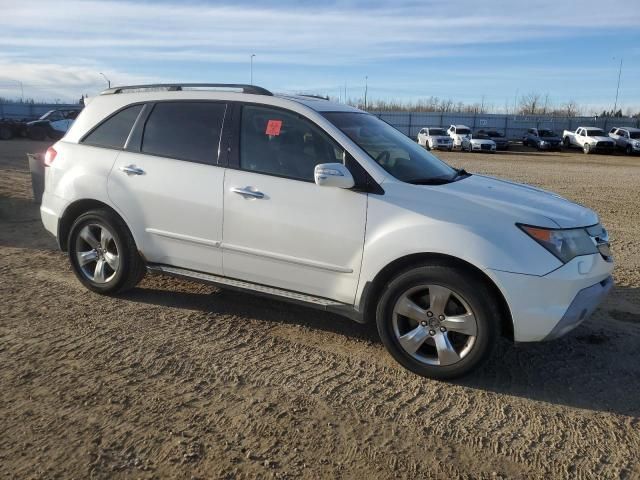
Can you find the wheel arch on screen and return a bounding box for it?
[58,199,134,253]
[358,252,514,341]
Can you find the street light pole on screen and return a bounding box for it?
[250,54,256,85]
[99,72,111,88]
[613,57,623,115]
[364,76,368,110]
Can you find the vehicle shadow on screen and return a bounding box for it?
[124,280,640,417]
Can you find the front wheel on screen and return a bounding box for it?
[68,209,145,294]
[583,143,591,154]
[626,145,633,155]
[563,137,571,148]
[376,265,499,379]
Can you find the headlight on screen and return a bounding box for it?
[518,224,598,263]
[539,140,546,145]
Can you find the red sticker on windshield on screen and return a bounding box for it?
[265,119,282,136]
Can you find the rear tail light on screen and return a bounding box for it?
[44,147,57,166]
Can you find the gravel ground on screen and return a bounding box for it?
[1,139,639,479]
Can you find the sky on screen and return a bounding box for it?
[1,0,639,114]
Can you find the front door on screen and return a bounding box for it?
[108,101,228,274]
[222,104,367,304]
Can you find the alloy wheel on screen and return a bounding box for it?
[391,284,478,366]
[75,223,120,283]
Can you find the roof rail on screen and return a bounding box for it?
[100,83,273,96]
[298,94,330,101]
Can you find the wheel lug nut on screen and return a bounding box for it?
[438,315,445,320]
[429,330,436,336]
[427,311,433,317]
[420,321,427,327]
[440,327,446,332]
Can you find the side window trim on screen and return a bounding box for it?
[124,103,152,152]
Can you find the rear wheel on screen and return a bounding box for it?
[583,143,591,154]
[28,126,47,141]
[376,265,499,379]
[0,125,12,140]
[563,137,571,148]
[68,209,145,294]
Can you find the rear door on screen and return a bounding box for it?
[108,101,228,274]
[221,103,367,304]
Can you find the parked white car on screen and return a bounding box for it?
[39,83,614,379]
[608,127,640,155]
[461,133,497,153]
[417,127,453,151]
[446,124,472,148]
[562,127,615,154]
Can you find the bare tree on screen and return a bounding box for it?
[518,92,542,115]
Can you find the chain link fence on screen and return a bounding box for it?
[369,111,640,140]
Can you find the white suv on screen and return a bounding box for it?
[40,83,614,379]
[446,124,472,149]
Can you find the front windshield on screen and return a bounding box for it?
[539,129,557,137]
[474,134,491,139]
[456,128,470,134]
[629,132,640,139]
[323,112,456,183]
[429,128,446,136]
[586,129,605,136]
[486,131,503,137]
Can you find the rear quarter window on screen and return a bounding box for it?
[82,104,143,149]
[141,102,226,164]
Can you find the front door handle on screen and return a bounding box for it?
[230,186,264,199]
[119,165,145,176]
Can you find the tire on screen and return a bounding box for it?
[68,209,145,294]
[563,137,571,148]
[626,145,633,155]
[426,142,431,151]
[583,143,590,154]
[376,265,500,379]
[28,125,47,141]
[0,125,12,140]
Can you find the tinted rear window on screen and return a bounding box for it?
[142,102,226,163]
[83,104,143,148]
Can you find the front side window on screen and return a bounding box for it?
[240,105,342,181]
[323,112,456,184]
[142,102,226,163]
[83,104,143,149]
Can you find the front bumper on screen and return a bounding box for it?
[538,142,561,150]
[487,253,614,342]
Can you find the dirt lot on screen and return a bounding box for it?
[1,139,639,479]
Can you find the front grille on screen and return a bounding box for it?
[480,144,492,150]
[596,141,613,148]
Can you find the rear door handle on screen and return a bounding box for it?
[119,165,145,175]
[230,186,264,199]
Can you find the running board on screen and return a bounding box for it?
[146,264,362,320]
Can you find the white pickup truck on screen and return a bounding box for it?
[562,127,615,154]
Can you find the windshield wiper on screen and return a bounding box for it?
[406,177,452,185]
[451,168,471,181]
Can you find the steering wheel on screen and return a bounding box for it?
[375,150,390,165]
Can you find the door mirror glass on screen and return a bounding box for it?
[314,163,354,189]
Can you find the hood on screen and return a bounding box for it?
[431,135,452,141]
[441,174,598,228]
[539,136,561,142]
[470,138,494,144]
[590,136,613,142]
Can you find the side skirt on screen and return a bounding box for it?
[146,264,365,323]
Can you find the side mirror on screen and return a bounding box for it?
[314,163,355,189]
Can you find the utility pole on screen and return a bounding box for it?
[99,72,111,88]
[480,94,485,113]
[613,57,623,115]
[344,81,347,104]
[250,54,256,85]
[18,81,23,102]
[364,76,368,110]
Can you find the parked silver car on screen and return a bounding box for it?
[608,127,640,155]
[417,127,453,151]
